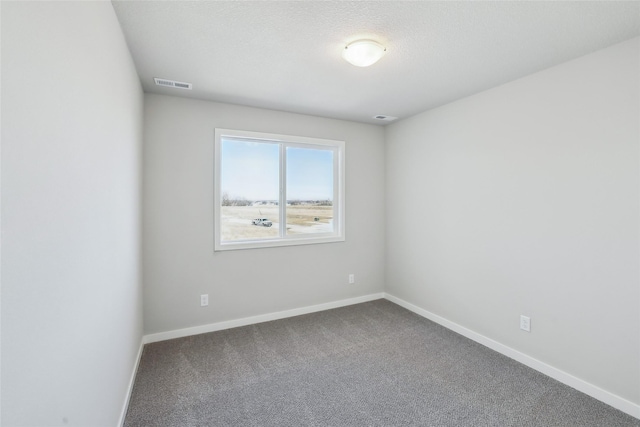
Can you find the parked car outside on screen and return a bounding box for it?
[252,218,273,227]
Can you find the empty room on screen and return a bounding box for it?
[1,1,639,426]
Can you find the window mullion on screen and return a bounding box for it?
[279,143,286,238]
[334,146,339,235]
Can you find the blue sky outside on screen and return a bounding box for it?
[221,139,333,201]
[286,147,333,200]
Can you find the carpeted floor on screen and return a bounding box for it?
[124,299,639,426]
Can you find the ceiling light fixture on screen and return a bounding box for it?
[342,39,386,67]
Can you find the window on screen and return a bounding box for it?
[214,129,345,251]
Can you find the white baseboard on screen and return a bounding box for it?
[119,338,145,427]
[383,293,640,420]
[143,293,385,344]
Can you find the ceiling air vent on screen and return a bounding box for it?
[373,115,397,122]
[154,78,192,90]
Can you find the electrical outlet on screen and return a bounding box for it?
[201,294,209,307]
[348,274,355,284]
[520,315,530,332]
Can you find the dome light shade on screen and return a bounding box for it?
[342,40,386,67]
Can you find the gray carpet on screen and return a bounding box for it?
[124,299,639,426]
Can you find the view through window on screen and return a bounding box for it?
[215,129,344,250]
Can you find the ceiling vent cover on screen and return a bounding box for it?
[373,115,397,122]
[154,78,192,90]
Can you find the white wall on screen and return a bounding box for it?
[1,2,143,426]
[385,37,640,405]
[143,95,385,334]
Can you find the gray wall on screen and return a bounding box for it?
[1,2,143,426]
[143,95,385,334]
[385,37,640,405]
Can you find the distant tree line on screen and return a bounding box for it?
[221,192,251,206]
[222,192,332,207]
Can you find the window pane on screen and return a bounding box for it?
[286,147,334,235]
[220,139,279,241]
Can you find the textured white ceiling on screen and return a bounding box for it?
[111,1,640,125]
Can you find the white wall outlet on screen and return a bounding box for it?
[348,274,355,284]
[200,294,209,307]
[520,315,531,332]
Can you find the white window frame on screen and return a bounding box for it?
[214,128,345,251]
